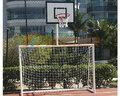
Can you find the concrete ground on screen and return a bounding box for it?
[3,88,117,96]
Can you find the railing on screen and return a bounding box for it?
[7,0,66,2]
[8,15,45,20]
[87,6,117,12]
[87,1,117,7]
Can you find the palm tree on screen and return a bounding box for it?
[106,24,117,57]
[90,19,117,58]
[68,11,89,44]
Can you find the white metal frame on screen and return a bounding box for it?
[19,44,96,96]
[46,2,74,24]
[19,47,23,96]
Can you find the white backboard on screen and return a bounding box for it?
[46,2,74,24]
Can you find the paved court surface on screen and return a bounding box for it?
[4,88,117,96]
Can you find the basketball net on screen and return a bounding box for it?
[56,13,70,28]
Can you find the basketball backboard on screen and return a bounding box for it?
[46,1,74,24]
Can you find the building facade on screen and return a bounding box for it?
[3,0,117,59]
[87,0,117,24]
[4,0,74,39]
[4,0,117,38]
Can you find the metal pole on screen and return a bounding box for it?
[91,30,92,43]
[76,0,79,44]
[76,0,79,88]
[24,0,30,81]
[56,24,59,45]
[51,29,54,45]
[87,47,90,88]
[92,45,96,93]
[6,28,9,67]
[24,0,28,45]
[19,47,23,96]
[91,37,92,43]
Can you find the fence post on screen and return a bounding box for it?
[6,28,9,67]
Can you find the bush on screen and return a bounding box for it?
[108,57,117,68]
[3,36,21,67]
[95,64,117,88]
[3,67,19,91]
[14,65,88,89]
[3,64,117,91]
[3,34,56,67]
[23,65,77,89]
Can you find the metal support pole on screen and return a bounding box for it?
[24,0,28,45]
[92,45,96,93]
[6,28,8,67]
[51,29,54,45]
[19,47,23,96]
[91,37,92,43]
[87,47,90,88]
[76,0,79,44]
[91,31,92,43]
[56,24,59,45]
[76,0,79,88]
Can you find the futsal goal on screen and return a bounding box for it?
[19,44,96,96]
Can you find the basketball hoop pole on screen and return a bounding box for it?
[56,24,59,45]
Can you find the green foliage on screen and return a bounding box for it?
[23,65,88,89]
[3,34,55,67]
[50,47,89,66]
[68,11,89,43]
[89,19,117,58]
[68,12,88,34]
[95,64,117,88]
[3,34,57,90]
[29,47,52,65]
[26,47,89,66]
[3,36,21,67]
[3,67,19,91]
[3,64,117,91]
[78,65,88,86]
[106,24,117,57]
[108,57,117,68]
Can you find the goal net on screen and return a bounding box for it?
[19,44,96,95]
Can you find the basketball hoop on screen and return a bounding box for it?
[56,13,70,28]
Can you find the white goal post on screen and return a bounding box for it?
[19,44,96,96]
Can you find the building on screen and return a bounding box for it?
[3,0,74,40]
[3,0,117,37]
[87,0,117,24]
[3,0,117,59]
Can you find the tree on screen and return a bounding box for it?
[105,24,117,57]
[89,19,117,58]
[68,11,89,44]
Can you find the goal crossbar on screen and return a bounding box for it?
[19,44,94,48]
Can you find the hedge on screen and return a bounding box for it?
[95,64,117,88]
[3,64,117,91]
[3,67,19,90]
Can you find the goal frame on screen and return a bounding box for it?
[19,44,96,96]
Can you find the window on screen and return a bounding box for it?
[7,8,45,20]
[80,4,87,8]
[108,12,117,19]
[93,13,105,20]
[79,0,85,3]
[20,26,45,35]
